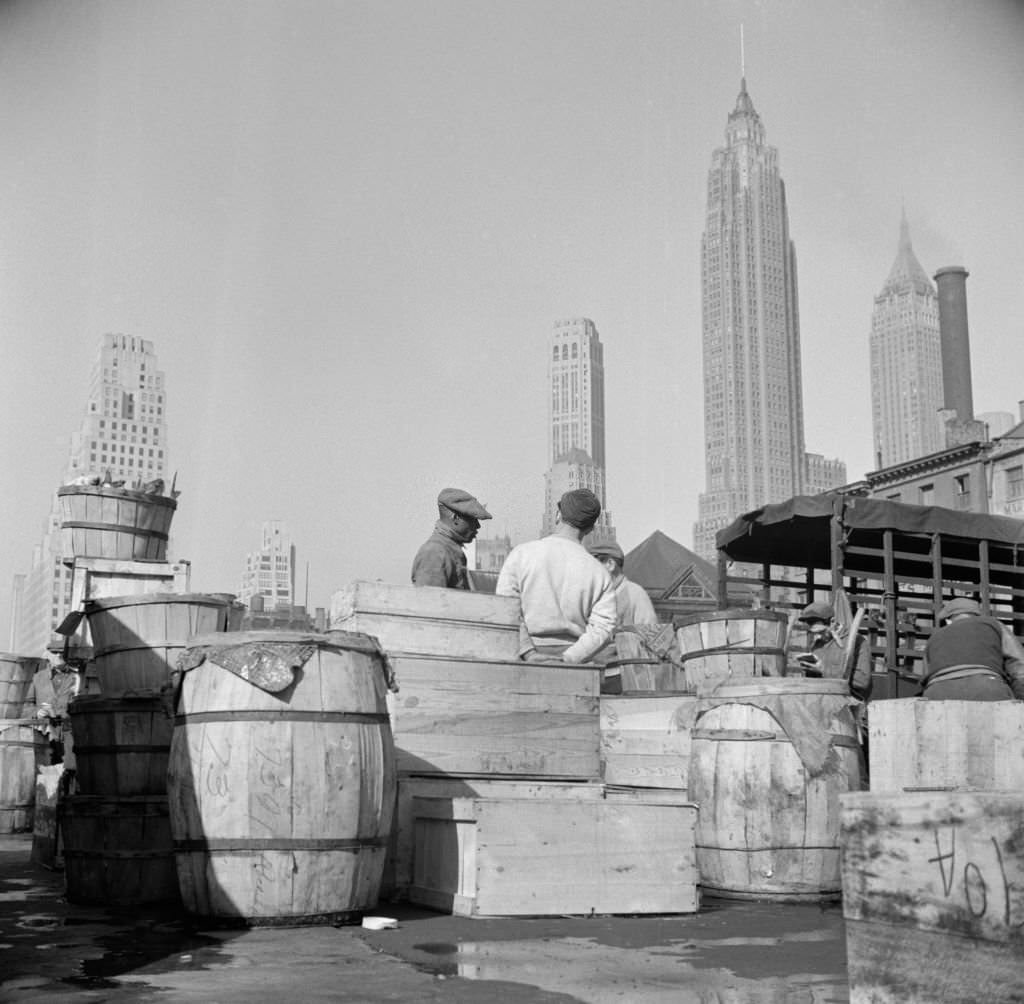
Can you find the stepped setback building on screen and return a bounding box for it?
[541,318,615,544]
[693,80,844,561]
[870,215,944,466]
[9,334,169,653]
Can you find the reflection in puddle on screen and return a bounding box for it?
[438,937,848,1004]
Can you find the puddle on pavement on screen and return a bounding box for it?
[410,936,849,1004]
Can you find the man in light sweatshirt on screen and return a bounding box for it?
[496,488,616,664]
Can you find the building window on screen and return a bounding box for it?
[919,484,934,506]
[1007,466,1024,500]
[954,474,971,510]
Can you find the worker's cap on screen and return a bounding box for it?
[437,487,492,520]
[939,597,981,620]
[588,541,624,563]
[558,488,601,529]
[798,601,834,623]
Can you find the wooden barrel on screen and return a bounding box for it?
[868,698,1024,792]
[56,484,177,561]
[0,720,49,833]
[61,795,178,905]
[68,694,173,796]
[167,630,397,926]
[84,593,241,696]
[607,630,688,692]
[31,764,65,868]
[676,609,789,692]
[0,653,47,718]
[690,677,861,901]
[841,791,1024,1003]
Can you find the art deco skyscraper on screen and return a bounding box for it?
[870,216,943,466]
[10,334,169,654]
[239,520,296,612]
[693,80,807,561]
[541,317,615,543]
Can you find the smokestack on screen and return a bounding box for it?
[934,266,973,421]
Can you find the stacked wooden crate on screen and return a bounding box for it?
[330,581,699,916]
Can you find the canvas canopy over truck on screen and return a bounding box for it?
[715,494,1024,698]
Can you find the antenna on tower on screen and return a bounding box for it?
[740,23,745,79]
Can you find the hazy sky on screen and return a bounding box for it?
[2,0,1023,643]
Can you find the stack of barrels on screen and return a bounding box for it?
[62,593,241,906]
[0,653,48,835]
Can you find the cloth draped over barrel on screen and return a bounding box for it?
[172,630,397,697]
[678,691,861,778]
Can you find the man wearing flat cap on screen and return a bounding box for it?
[588,541,658,629]
[921,597,1024,701]
[411,488,492,590]
[794,601,872,701]
[496,488,617,664]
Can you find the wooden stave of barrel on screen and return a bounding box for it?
[84,593,241,696]
[690,676,862,901]
[166,630,397,926]
[676,609,789,693]
[56,484,177,562]
[0,653,48,718]
[0,720,50,834]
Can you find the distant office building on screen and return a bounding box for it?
[542,318,615,543]
[239,521,296,612]
[693,80,808,562]
[10,334,170,654]
[474,533,512,574]
[805,453,848,497]
[870,216,944,467]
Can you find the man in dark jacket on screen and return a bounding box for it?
[922,598,1024,701]
[795,601,873,701]
[411,487,492,589]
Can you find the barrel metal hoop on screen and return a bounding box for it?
[174,837,388,852]
[75,744,169,755]
[174,710,389,726]
[679,646,783,663]
[692,729,859,748]
[63,849,174,860]
[0,741,41,749]
[63,520,169,540]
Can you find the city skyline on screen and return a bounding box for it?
[2,2,1023,644]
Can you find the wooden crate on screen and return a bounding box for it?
[383,776,605,901]
[868,698,1024,792]
[841,791,1024,1003]
[599,693,695,790]
[329,580,521,659]
[387,654,600,777]
[409,787,698,917]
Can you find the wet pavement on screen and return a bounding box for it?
[0,835,851,1003]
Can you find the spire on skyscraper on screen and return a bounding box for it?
[881,212,933,297]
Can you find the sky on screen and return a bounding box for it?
[2,0,1023,644]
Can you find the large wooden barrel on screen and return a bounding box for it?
[868,698,1024,792]
[841,791,1024,1003]
[0,720,49,833]
[68,694,173,796]
[0,653,47,717]
[676,609,788,692]
[84,593,241,696]
[690,677,861,900]
[61,795,178,905]
[167,630,397,926]
[607,629,689,692]
[57,484,177,561]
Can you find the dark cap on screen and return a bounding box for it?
[939,597,981,620]
[437,487,492,520]
[558,489,601,529]
[799,601,834,623]
[588,540,624,563]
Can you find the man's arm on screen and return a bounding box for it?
[563,585,617,664]
[411,541,452,588]
[1000,626,1024,700]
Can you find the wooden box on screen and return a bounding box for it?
[868,698,1024,792]
[409,787,698,917]
[329,580,521,659]
[599,693,696,790]
[388,654,600,778]
[841,791,1024,1003]
[384,776,605,902]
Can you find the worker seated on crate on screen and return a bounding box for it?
[496,488,617,665]
[792,602,872,702]
[920,598,1024,702]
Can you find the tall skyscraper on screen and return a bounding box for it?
[693,80,808,560]
[870,215,943,466]
[541,318,615,543]
[10,334,169,654]
[239,520,296,612]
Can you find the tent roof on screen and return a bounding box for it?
[624,530,718,597]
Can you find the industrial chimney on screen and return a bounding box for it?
[934,266,973,421]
